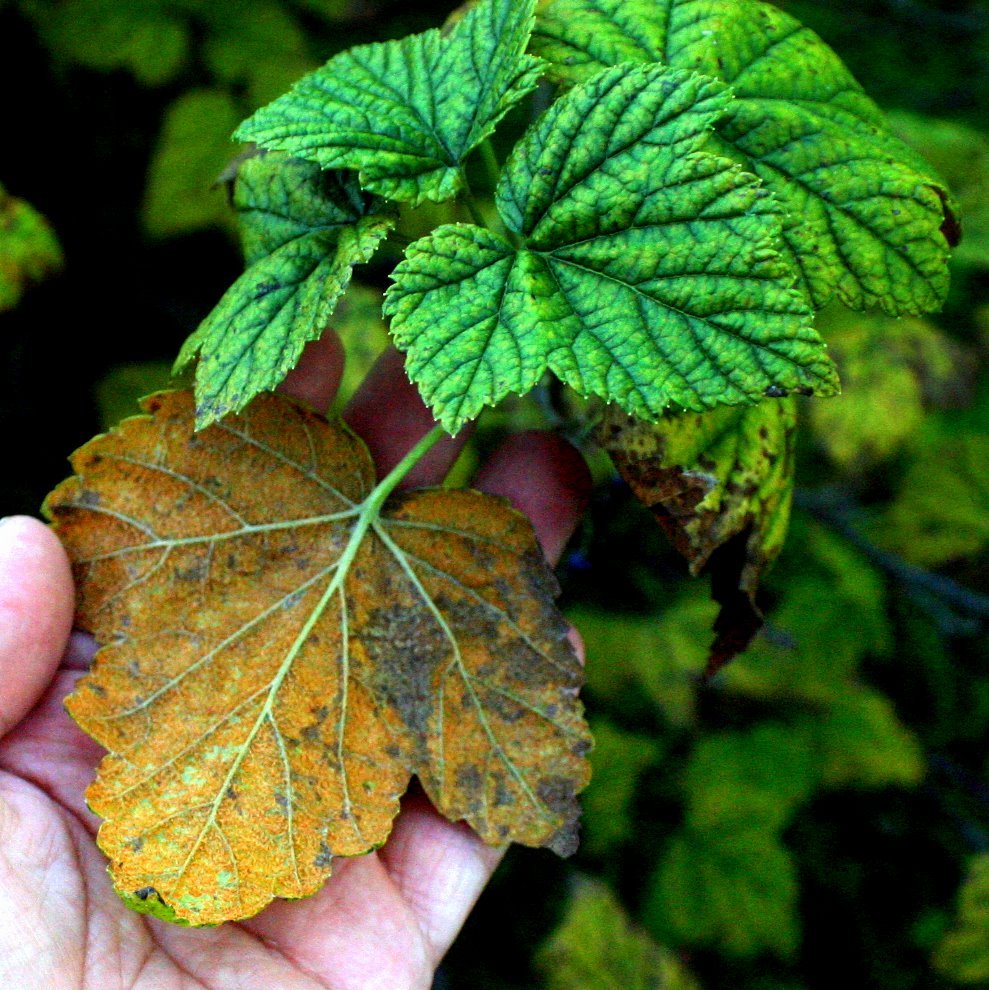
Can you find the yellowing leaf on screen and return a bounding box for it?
[599,398,797,670]
[809,305,965,470]
[45,390,590,926]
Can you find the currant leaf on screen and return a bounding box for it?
[176,154,396,429]
[532,0,956,314]
[235,0,544,206]
[386,64,836,433]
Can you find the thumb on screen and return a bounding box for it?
[0,517,74,737]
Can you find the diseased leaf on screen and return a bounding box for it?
[142,89,242,240]
[44,390,590,926]
[0,182,63,312]
[598,397,797,671]
[646,828,800,959]
[235,0,544,206]
[934,854,989,983]
[386,64,837,433]
[533,0,954,314]
[177,154,396,429]
[538,879,700,990]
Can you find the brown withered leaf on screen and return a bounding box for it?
[45,390,590,926]
[598,399,797,674]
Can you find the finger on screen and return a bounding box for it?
[276,328,345,412]
[376,785,505,966]
[344,348,469,487]
[241,854,435,990]
[472,430,592,566]
[0,517,74,738]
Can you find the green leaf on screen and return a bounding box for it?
[235,0,543,206]
[599,397,798,669]
[934,854,989,983]
[808,305,964,471]
[533,0,954,315]
[386,64,837,433]
[539,879,700,990]
[581,719,663,857]
[803,688,924,790]
[646,828,800,958]
[683,723,817,833]
[877,430,989,567]
[0,182,63,312]
[142,90,242,240]
[177,154,396,428]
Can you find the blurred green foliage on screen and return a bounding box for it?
[2,0,989,988]
[0,181,62,311]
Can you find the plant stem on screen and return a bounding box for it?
[365,424,447,516]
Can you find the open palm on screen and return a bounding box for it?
[0,335,589,990]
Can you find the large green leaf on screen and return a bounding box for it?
[599,397,798,669]
[177,154,396,429]
[532,0,954,315]
[235,0,543,206]
[386,64,836,433]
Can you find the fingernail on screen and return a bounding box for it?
[0,517,12,529]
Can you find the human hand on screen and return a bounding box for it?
[0,333,590,990]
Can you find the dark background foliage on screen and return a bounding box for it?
[2,1,989,987]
